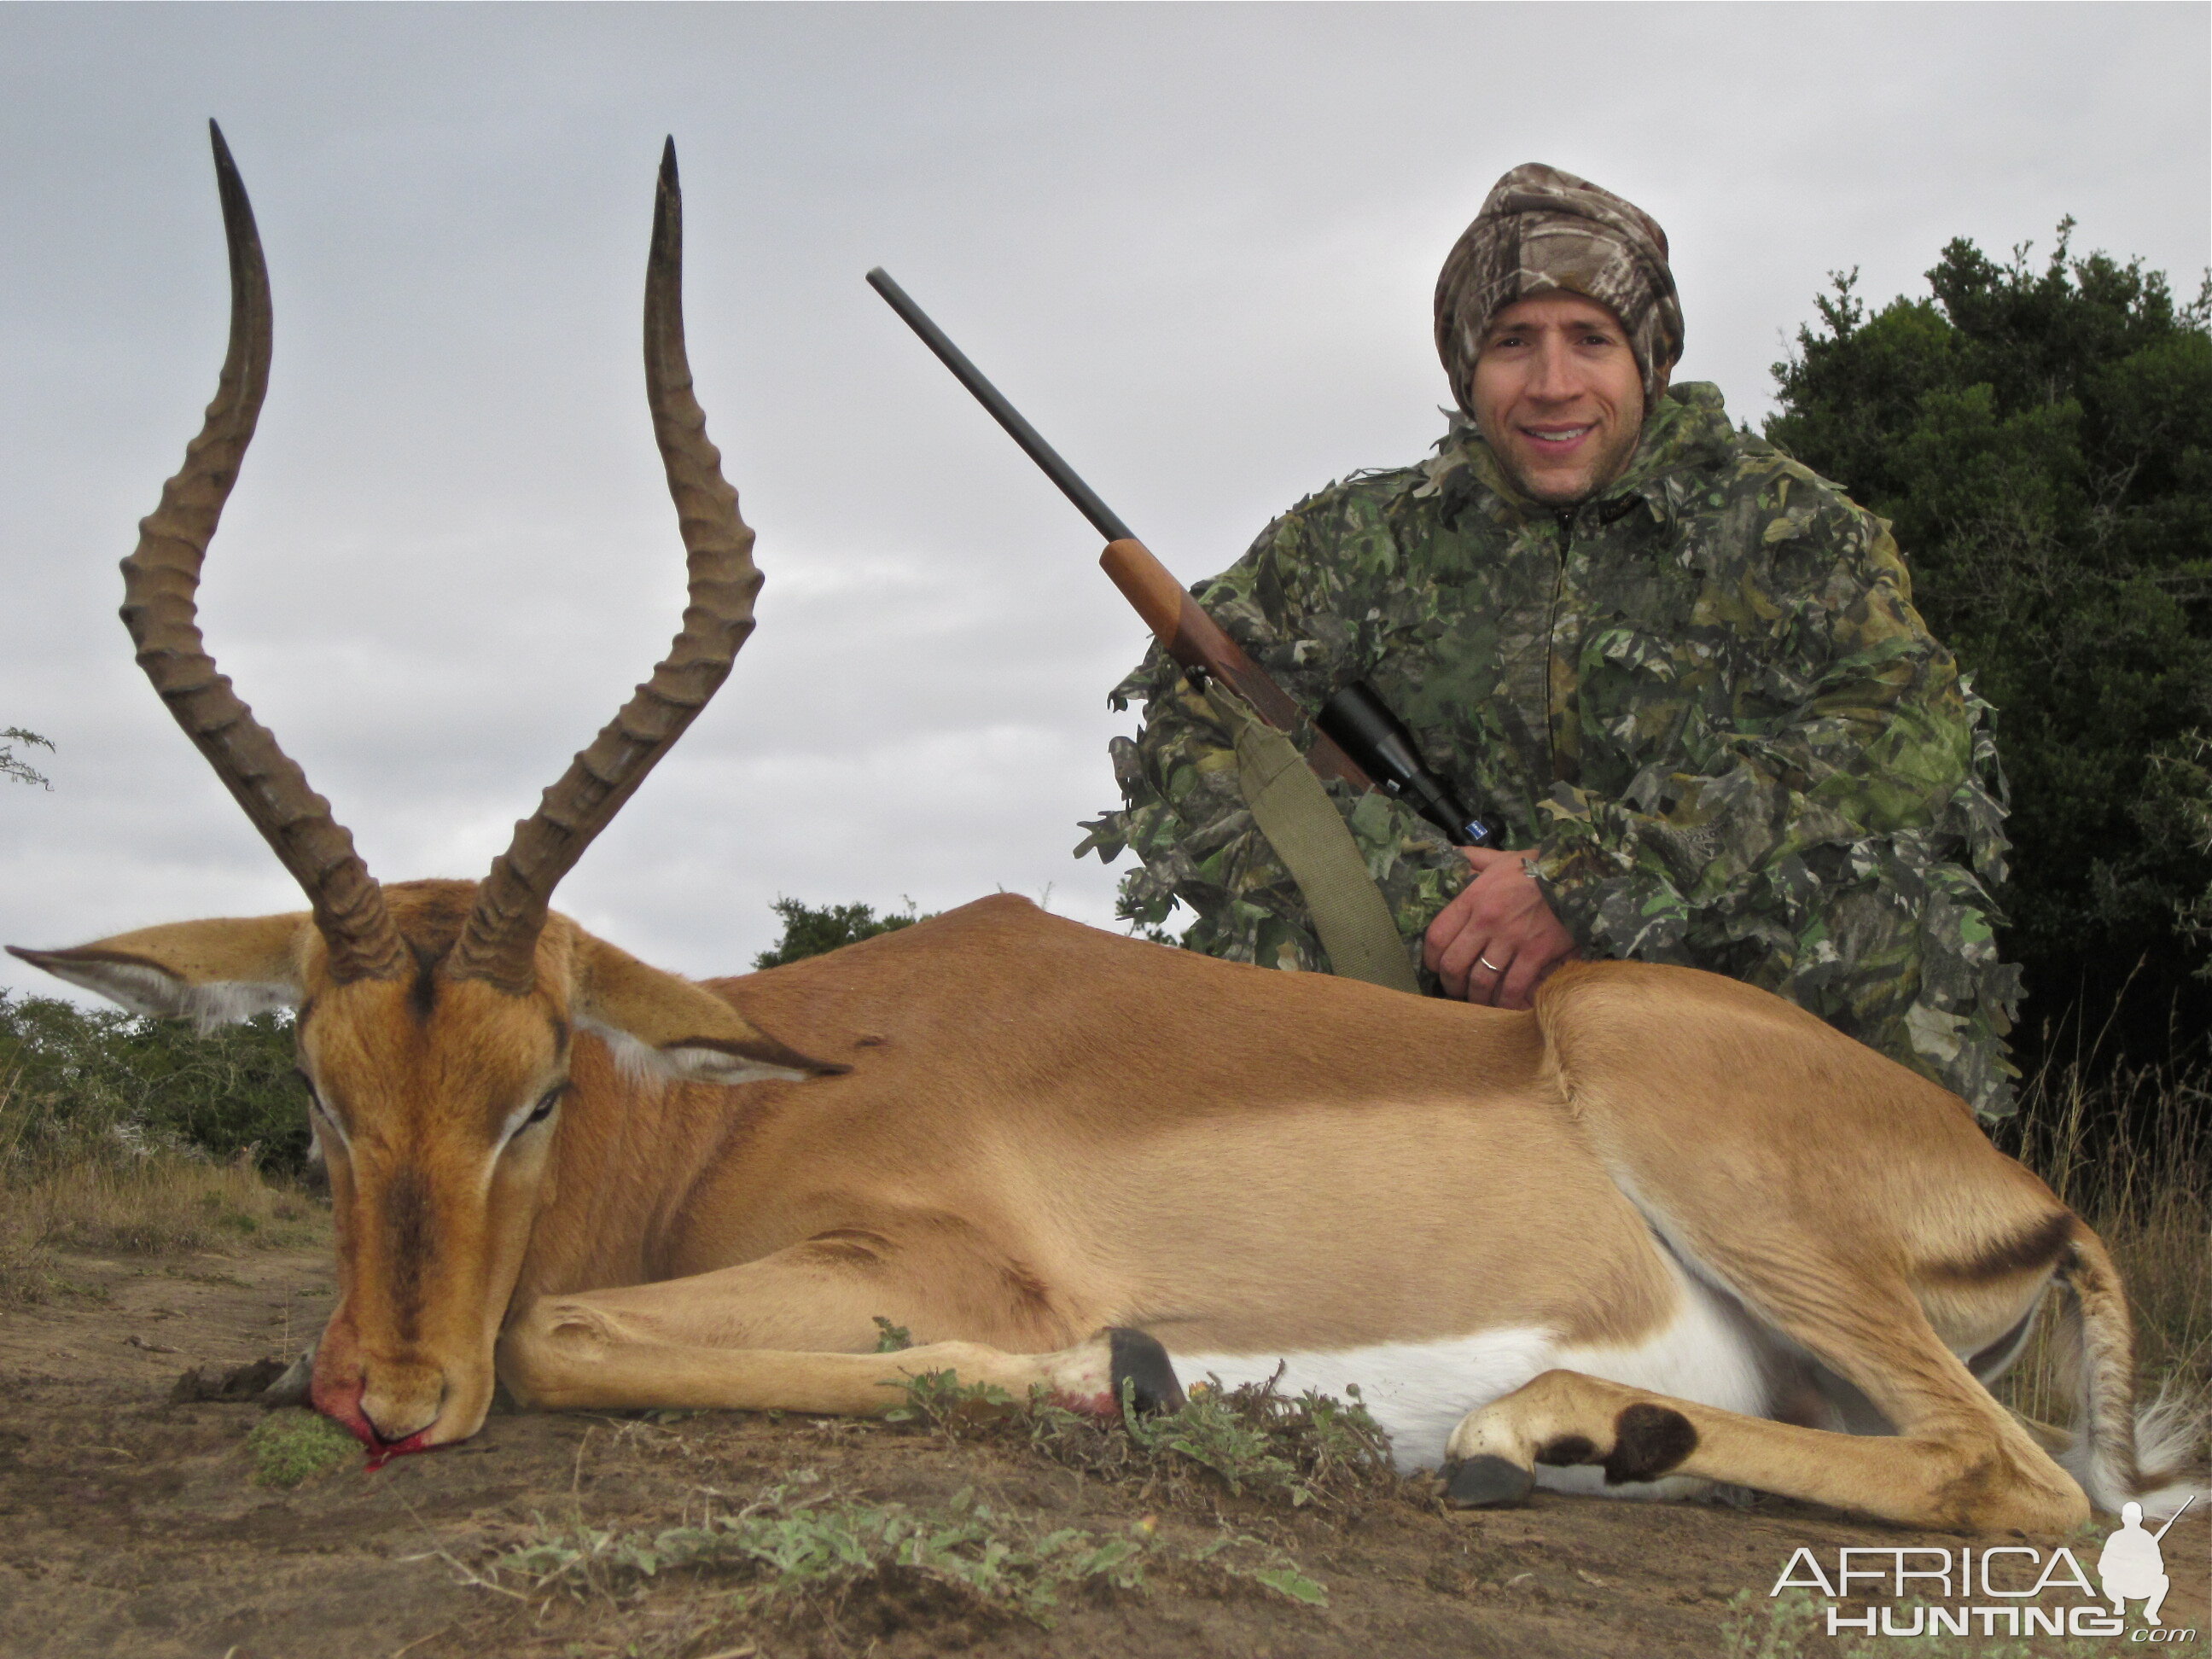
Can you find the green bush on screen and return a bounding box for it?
[1766,226,2212,1060]
[0,990,310,1172]
[752,897,931,969]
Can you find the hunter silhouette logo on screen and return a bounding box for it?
[2100,1496,2192,1627]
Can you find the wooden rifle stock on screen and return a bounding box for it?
[1098,538,1373,791]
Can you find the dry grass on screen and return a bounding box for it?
[1991,1055,2210,1461]
[0,1066,326,1303]
[28,1151,323,1253]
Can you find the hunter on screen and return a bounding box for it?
[1081,163,2021,1116]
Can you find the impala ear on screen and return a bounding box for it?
[6,915,311,1030]
[573,934,845,1086]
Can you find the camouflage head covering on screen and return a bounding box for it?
[1434,163,1685,416]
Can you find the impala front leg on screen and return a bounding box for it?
[508,1307,1134,1417]
[498,1253,1185,1422]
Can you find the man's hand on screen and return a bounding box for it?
[1423,847,1577,1009]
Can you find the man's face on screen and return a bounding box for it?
[1470,292,1650,506]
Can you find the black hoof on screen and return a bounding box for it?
[1108,1327,1187,1417]
[257,1344,317,1409]
[1444,1454,1535,1509]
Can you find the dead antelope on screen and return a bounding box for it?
[13,128,2200,1537]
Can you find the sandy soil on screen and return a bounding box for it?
[0,1243,2202,1659]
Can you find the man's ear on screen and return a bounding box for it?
[573,934,846,1087]
[7,915,311,1029]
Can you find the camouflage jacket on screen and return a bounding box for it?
[1080,383,2023,1115]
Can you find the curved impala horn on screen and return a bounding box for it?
[121,122,409,986]
[448,140,763,995]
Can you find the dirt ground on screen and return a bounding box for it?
[0,1242,2202,1659]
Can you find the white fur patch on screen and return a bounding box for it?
[1548,1255,1772,1417]
[2075,1388,2210,1519]
[1165,1254,1775,1498]
[656,1044,815,1086]
[1037,1332,1115,1407]
[33,958,294,1031]
[578,1016,812,1087]
[584,1020,671,1083]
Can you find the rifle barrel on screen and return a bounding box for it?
[866,268,1134,544]
[2151,1493,2194,1541]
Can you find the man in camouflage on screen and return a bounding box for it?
[1080,163,2022,1116]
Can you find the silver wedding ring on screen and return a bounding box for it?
[1477,953,1503,974]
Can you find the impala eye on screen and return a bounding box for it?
[294,1070,349,1150]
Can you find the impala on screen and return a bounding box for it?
[13,128,2198,1535]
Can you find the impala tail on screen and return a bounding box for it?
[2052,1225,2206,1517]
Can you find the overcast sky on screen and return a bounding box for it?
[3,3,2206,1006]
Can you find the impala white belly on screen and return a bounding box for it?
[1163,1249,1775,1493]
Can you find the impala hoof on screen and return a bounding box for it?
[1444,1454,1535,1508]
[1108,1327,1186,1417]
[257,1345,317,1409]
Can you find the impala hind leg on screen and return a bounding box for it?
[499,1249,1184,1421]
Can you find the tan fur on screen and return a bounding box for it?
[14,882,2173,1533]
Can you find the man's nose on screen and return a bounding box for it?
[1526,336,1577,401]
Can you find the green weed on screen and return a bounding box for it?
[474,1481,1324,1627]
[1126,1374,1391,1507]
[882,1370,1022,1440]
[247,1408,357,1488]
[884,1363,1396,1514]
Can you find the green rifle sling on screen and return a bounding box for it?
[1207,684,1422,995]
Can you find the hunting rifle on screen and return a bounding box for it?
[866,266,1498,849]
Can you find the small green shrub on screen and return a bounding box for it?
[247,1410,356,1488]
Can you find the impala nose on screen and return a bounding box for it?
[359,1366,449,1447]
